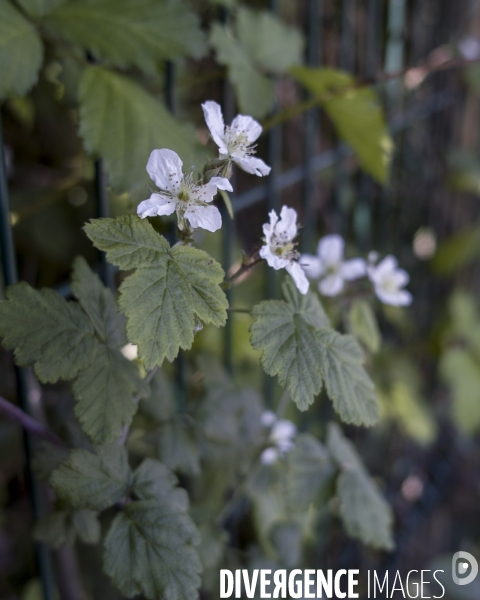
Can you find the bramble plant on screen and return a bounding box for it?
[0,1,417,598]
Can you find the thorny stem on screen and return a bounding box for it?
[0,396,66,448]
[226,252,263,284]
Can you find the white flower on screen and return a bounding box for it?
[259,206,309,295]
[368,255,412,306]
[137,148,232,233]
[300,234,366,297]
[202,101,271,177]
[260,413,296,465]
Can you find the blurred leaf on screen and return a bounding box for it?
[0,0,43,99]
[318,330,380,426]
[286,433,336,510]
[440,348,480,434]
[17,0,64,18]
[349,300,381,353]
[250,279,329,411]
[45,0,206,73]
[219,189,234,220]
[291,67,393,184]
[132,458,189,510]
[210,23,274,119]
[103,498,201,600]
[236,8,303,74]
[447,149,480,196]
[0,282,95,383]
[448,291,480,357]
[51,445,131,511]
[79,66,202,192]
[155,417,201,475]
[269,521,302,568]
[327,423,394,550]
[32,442,69,482]
[34,509,100,548]
[431,224,480,275]
[141,369,177,422]
[84,216,228,370]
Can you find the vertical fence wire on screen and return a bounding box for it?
[0,117,56,600]
[94,159,115,289]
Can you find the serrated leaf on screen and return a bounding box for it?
[0,282,95,383]
[0,0,43,99]
[17,0,64,18]
[269,521,302,568]
[32,441,69,482]
[73,342,148,444]
[45,0,206,74]
[327,423,393,550]
[103,498,201,600]
[286,434,336,510]
[132,458,189,510]
[236,8,303,74]
[349,299,381,353]
[250,279,329,410]
[85,216,228,369]
[291,67,393,184]
[34,509,100,548]
[155,417,201,475]
[318,330,380,426]
[210,23,274,119]
[71,256,125,346]
[51,445,131,511]
[79,66,202,192]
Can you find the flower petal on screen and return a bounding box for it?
[317,234,345,266]
[260,447,279,465]
[375,287,412,306]
[146,149,183,193]
[341,258,367,280]
[137,193,176,218]
[300,254,324,279]
[235,156,271,177]
[230,114,262,144]
[286,262,309,295]
[184,204,222,232]
[277,206,298,241]
[270,419,296,444]
[259,245,289,270]
[319,274,344,296]
[369,255,398,283]
[262,209,279,241]
[391,268,410,287]
[201,101,228,153]
[209,177,233,192]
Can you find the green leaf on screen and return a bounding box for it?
[291,67,393,184]
[32,442,69,482]
[51,445,131,511]
[318,329,380,426]
[84,216,228,369]
[34,509,100,548]
[78,66,202,192]
[141,369,177,422]
[0,0,43,99]
[236,8,303,74]
[155,417,201,475]
[103,499,202,600]
[269,521,302,568]
[0,282,95,383]
[349,300,381,353]
[286,434,336,510]
[327,423,394,550]
[250,279,329,411]
[71,256,125,346]
[17,0,64,18]
[45,0,206,73]
[440,348,480,434]
[210,23,274,119]
[132,458,189,510]
[431,224,480,275]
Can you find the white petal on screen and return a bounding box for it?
[370,255,398,283]
[209,176,233,192]
[262,209,279,242]
[286,262,309,295]
[137,193,176,218]
[270,419,296,444]
[184,204,222,232]
[392,268,410,287]
[235,156,271,177]
[230,114,262,144]
[300,254,324,279]
[261,410,277,427]
[260,245,289,270]
[277,206,298,241]
[318,234,345,266]
[260,447,279,465]
[375,286,412,306]
[146,149,183,193]
[201,101,227,153]
[319,274,344,296]
[341,258,367,281]
[190,176,233,204]
[276,438,295,454]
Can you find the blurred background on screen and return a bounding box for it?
[3,0,480,598]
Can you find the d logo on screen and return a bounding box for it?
[452,551,478,586]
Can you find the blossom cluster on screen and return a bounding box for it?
[259,411,297,465]
[136,100,412,306]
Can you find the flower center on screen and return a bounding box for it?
[382,276,398,293]
[225,128,253,156]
